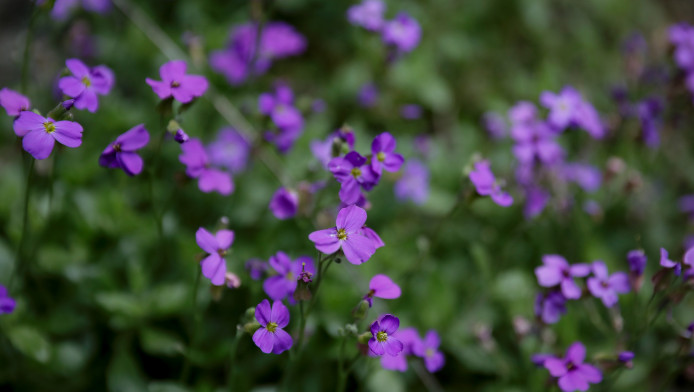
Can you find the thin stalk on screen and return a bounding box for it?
[9,159,35,291]
[226,327,244,391]
[20,1,39,94]
[180,267,203,382]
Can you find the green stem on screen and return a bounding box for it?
[226,327,244,391]
[20,1,38,94]
[9,159,35,291]
[180,267,203,383]
[336,336,348,392]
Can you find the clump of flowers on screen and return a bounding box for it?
[347,0,421,56]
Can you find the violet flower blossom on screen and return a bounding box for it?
[660,248,681,276]
[196,227,234,286]
[179,139,234,195]
[363,274,401,307]
[371,132,404,175]
[259,84,304,152]
[511,120,564,165]
[0,285,16,314]
[58,59,114,112]
[469,160,513,207]
[482,111,507,139]
[543,342,602,392]
[0,88,30,116]
[269,187,299,220]
[380,327,419,372]
[245,259,268,281]
[586,261,630,307]
[394,159,429,204]
[534,291,567,324]
[535,254,591,299]
[347,0,385,31]
[381,12,421,53]
[329,151,379,205]
[540,87,583,130]
[358,83,379,108]
[368,314,404,356]
[174,128,189,144]
[262,252,315,301]
[146,60,208,103]
[207,127,250,173]
[252,299,293,354]
[13,111,83,160]
[413,330,445,373]
[99,124,149,176]
[308,205,377,265]
[627,250,647,276]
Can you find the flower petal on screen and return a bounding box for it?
[215,230,234,250]
[271,300,290,328]
[336,205,368,233]
[379,315,400,335]
[342,233,376,265]
[117,124,149,151]
[252,328,274,354]
[13,111,45,137]
[53,121,83,148]
[369,274,401,299]
[66,58,89,78]
[384,338,404,356]
[308,229,341,254]
[23,129,55,160]
[116,152,144,176]
[566,342,586,364]
[368,338,385,356]
[160,60,187,83]
[200,254,226,286]
[58,76,86,98]
[195,227,218,254]
[146,78,171,100]
[271,328,293,354]
[558,371,589,392]
[255,299,271,326]
[543,357,567,377]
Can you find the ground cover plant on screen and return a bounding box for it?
[2,0,694,391]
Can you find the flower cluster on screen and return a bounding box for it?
[348,0,421,55]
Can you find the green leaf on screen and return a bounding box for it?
[7,325,51,363]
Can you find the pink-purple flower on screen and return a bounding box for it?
[469,160,513,207]
[394,159,429,205]
[370,132,404,174]
[13,111,83,160]
[329,151,379,205]
[252,299,293,354]
[196,227,234,285]
[368,314,404,356]
[206,127,250,173]
[179,139,234,195]
[99,124,149,176]
[381,13,421,53]
[586,261,630,307]
[269,187,299,220]
[0,285,16,314]
[535,254,590,299]
[308,205,378,265]
[542,342,602,391]
[347,0,385,31]
[262,252,315,301]
[364,274,401,307]
[412,330,445,373]
[0,88,31,116]
[535,291,567,324]
[146,60,208,103]
[58,59,114,112]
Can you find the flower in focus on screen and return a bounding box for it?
[469,160,513,207]
[196,227,234,285]
[413,330,445,372]
[381,12,421,53]
[58,59,114,112]
[146,60,208,103]
[364,274,401,307]
[308,205,377,265]
[252,299,293,354]
[262,252,315,301]
[269,187,299,220]
[0,88,30,116]
[370,132,404,174]
[347,0,385,31]
[179,139,234,195]
[99,124,149,176]
[535,254,591,299]
[586,261,630,307]
[368,314,404,356]
[329,151,379,205]
[0,285,16,315]
[394,159,429,204]
[534,291,567,324]
[542,342,602,392]
[13,111,83,160]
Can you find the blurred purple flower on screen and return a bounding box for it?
[627,250,647,276]
[13,112,83,160]
[263,252,315,301]
[245,258,268,281]
[259,84,304,153]
[364,274,401,307]
[543,342,602,392]
[179,138,234,195]
[380,327,419,371]
[146,60,208,103]
[540,86,583,130]
[0,285,16,314]
[347,0,385,31]
[58,59,113,112]
[174,129,189,144]
[225,272,241,289]
[534,291,567,324]
[524,186,550,219]
[636,98,663,148]
[511,120,564,165]
[561,163,602,192]
[469,160,513,207]
[482,111,507,139]
[587,261,630,307]
[196,227,234,286]
[0,88,31,116]
[382,13,421,53]
[269,187,299,220]
[369,314,404,356]
[535,254,590,299]
[395,159,429,204]
[618,351,635,364]
[99,124,149,176]
[329,151,379,205]
[358,83,379,107]
[253,299,293,354]
[400,104,422,119]
[308,205,377,265]
[413,330,445,372]
[51,0,111,20]
[660,248,681,276]
[207,128,250,173]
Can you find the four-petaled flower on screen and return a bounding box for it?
[329,151,379,205]
[308,205,377,265]
[179,138,234,195]
[413,330,445,373]
[368,314,404,356]
[196,227,234,285]
[99,124,150,176]
[13,111,83,160]
[252,299,293,354]
[58,58,114,112]
[262,251,315,301]
[146,60,208,103]
[543,342,602,392]
[586,261,630,307]
[535,254,590,299]
[370,132,404,175]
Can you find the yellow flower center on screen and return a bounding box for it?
[82,76,91,87]
[377,152,386,162]
[113,143,122,152]
[286,272,295,281]
[376,331,388,343]
[350,167,362,178]
[171,81,181,87]
[43,121,56,133]
[337,228,347,241]
[426,348,434,357]
[267,322,278,333]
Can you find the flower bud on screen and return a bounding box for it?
[357,331,372,345]
[352,299,370,321]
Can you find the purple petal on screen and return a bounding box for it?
[372,132,396,154]
[369,274,401,299]
[379,315,400,334]
[200,253,226,285]
[252,328,274,354]
[181,74,208,97]
[384,338,404,356]
[423,330,440,349]
[116,124,149,151]
[558,371,589,392]
[13,111,45,137]
[591,261,609,280]
[172,86,194,104]
[342,234,376,265]
[0,88,31,116]
[424,351,445,372]
[215,230,234,250]
[51,120,83,148]
[255,299,271,326]
[115,152,143,176]
[74,89,99,112]
[544,357,567,377]
[195,227,218,254]
[577,364,602,383]
[160,60,187,83]
[535,265,563,287]
[608,272,630,293]
[146,78,171,100]
[198,169,234,195]
[587,277,606,298]
[308,229,341,254]
[491,189,513,207]
[258,93,275,114]
[368,338,385,356]
[269,251,292,274]
[569,263,591,277]
[271,300,290,328]
[58,76,86,98]
[336,205,368,233]
[566,342,586,364]
[271,328,293,354]
[561,279,582,299]
[543,254,569,267]
[23,129,55,160]
[380,353,408,372]
[263,275,293,300]
[382,153,404,172]
[66,58,89,78]
[660,248,678,268]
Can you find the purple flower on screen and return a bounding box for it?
[308,205,377,265]
[574,100,605,139]
[511,121,564,165]
[636,98,663,148]
[364,274,401,307]
[358,83,379,108]
[400,104,422,119]
[146,60,208,103]
[13,111,83,160]
[252,299,293,354]
[543,342,602,392]
[540,87,583,130]
[368,314,404,356]
[381,13,421,53]
[179,139,234,195]
[469,160,513,207]
[196,227,234,285]
[482,111,507,139]
[0,88,31,116]
[413,330,445,372]
[259,85,304,152]
[347,0,385,31]
[380,327,419,371]
[561,163,602,192]
[174,129,189,144]
[245,259,268,281]
[206,128,250,173]
[586,261,630,307]
[269,187,299,220]
[361,226,384,249]
[263,252,315,301]
[535,254,591,299]
[371,132,404,174]
[618,351,635,364]
[99,124,149,176]
[225,272,241,289]
[627,250,647,276]
[329,151,379,205]
[58,59,114,112]
[0,285,16,314]
[395,159,429,204]
[534,291,567,324]
[660,248,681,276]
[51,0,111,20]
[524,186,550,218]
